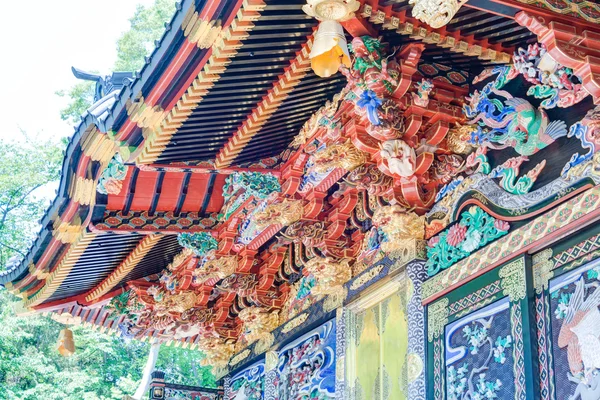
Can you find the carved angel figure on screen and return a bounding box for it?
[379,139,417,177]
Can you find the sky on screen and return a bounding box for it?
[0,0,154,142]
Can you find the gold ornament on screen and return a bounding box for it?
[304,257,352,297]
[311,141,368,173]
[57,328,75,357]
[446,123,478,155]
[254,199,304,230]
[238,307,280,345]
[198,337,235,369]
[193,256,237,283]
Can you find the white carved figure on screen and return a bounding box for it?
[408,0,467,29]
[379,140,417,177]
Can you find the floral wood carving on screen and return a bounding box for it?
[426,206,510,277]
[97,153,127,195]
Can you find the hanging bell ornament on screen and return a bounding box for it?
[57,328,75,357]
[309,20,351,78]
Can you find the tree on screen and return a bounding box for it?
[0,134,64,270]
[57,0,175,125]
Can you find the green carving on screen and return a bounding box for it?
[426,206,510,277]
[106,290,144,322]
[489,156,545,195]
[177,232,218,257]
[221,172,281,220]
[97,153,128,195]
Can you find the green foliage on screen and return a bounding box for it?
[55,81,96,126]
[0,134,64,270]
[58,0,175,125]
[0,289,216,399]
[114,0,176,71]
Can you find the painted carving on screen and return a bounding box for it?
[378,139,417,178]
[221,171,281,220]
[412,79,434,107]
[228,360,265,400]
[177,232,218,257]
[488,156,546,195]
[426,206,510,276]
[408,0,468,29]
[513,43,589,109]
[563,105,600,176]
[310,141,368,173]
[464,84,568,156]
[238,307,280,346]
[97,153,127,195]
[550,260,600,399]
[275,320,337,399]
[253,198,304,230]
[446,298,515,400]
[302,0,360,21]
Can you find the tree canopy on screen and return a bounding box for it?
[57,0,175,125]
[1,0,217,397]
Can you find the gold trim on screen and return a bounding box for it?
[84,234,162,303]
[24,232,97,307]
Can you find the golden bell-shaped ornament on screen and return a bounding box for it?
[57,328,75,357]
[310,20,351,78]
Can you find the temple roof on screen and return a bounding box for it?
[3,0,600,353]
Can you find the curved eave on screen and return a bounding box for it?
[0,0,237,288]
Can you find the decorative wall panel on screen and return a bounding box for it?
[228,360,265,400]
[427,257,535,400]
[274,319,337,400]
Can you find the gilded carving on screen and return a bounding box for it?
[71,176,96,206]
[229,349,251,367]
[372,205,425,263]
[311,141,368,173]
[254,198,304,229]
[350,265,384,290]
[238,307,280,345]
[407,353,424,382]
[193,256,237,284]
[446,123,478,155]
[427,297,449,342]
[499,258,527,302]
[198,337,235,369]
[265,350,278,372]
[532,248,554,294]
[281,313,309,334]
[304,257,352,296]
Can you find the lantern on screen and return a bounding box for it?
[57,328,75,357]
[310,20,351,78]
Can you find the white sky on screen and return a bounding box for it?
[0,0,154,142]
